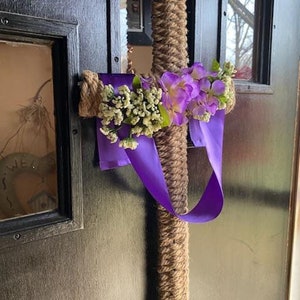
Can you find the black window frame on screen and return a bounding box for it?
[252,0,274,84]
[0,11,83,249]
[219,0,274,85]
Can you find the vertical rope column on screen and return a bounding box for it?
[151,1,189,299]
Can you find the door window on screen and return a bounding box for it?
[0,12,83,248]
[226,0,255,80]
[225,0,274,84]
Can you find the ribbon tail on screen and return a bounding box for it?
[125,134,224,223]
[199,109,225,184]
[96,118,131,170]
[124,136,175,214]
[183,109,225,222]
[96,74,135,170]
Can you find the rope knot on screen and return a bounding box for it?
[79,70,104,117]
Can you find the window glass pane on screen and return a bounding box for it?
[0,40,57,221]
[226,0,255,80]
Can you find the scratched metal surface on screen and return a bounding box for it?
[188,0,300,298]
[0,1,299,300]
[0,1,146,300]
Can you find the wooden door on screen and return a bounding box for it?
[0,1,147,299]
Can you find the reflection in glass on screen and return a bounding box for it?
[127,0,142,32]
[0,41,57,220]
[226,0,255,80]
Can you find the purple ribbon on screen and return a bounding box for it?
[96,74,224,223]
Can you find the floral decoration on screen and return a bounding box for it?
[98,60,235,149]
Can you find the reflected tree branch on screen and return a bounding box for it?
[228,0,254,28]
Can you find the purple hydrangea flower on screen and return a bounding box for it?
[181,62,208,80]
[141,76,153,90]
[188,78,225,120]
[159,72,198,125]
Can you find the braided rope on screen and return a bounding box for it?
[79,70,103,117]
[78,67,190,300]
[77,2,237,299]
[151,0,189,299]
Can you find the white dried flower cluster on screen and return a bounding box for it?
[119,138,138,150]
[222,76,235,108]
[196,112,211,122]
[98,83,163,150]
[219,62,236,108]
